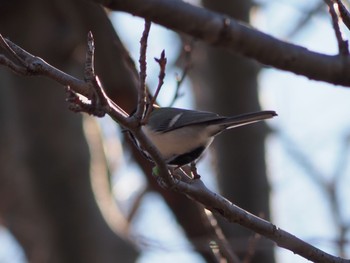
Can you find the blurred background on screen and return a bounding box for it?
[0,0,349,262]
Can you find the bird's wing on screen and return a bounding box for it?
[149,107,225,132]
[148,107,277,133]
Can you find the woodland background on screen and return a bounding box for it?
[0,0,350,263]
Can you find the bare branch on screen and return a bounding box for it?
[1,30,349,263]
[0,54,28,75]
[85,31,96,82]
[286,2,325,39]
[0,34,91,97]
[172,172,350,263]
[278,131,350,257]
[244,233,261,263]
[94,0,350,87]
[169,42,193,107]
[134,20,151,120]
[204,209,241,263]
[152,49,166,105]
[326,0,349,55]
[0,33,27,67]
[142,49,167,124]
[335,0,350,31]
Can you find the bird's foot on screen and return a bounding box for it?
[190,162,201,179]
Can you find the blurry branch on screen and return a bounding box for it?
[335,0,350,30]
[169,42,193,107]
[126,187,149,224]
[203,209,241,263]
[279,131,350,257]
[94,0,350,87]
[83,116,132,237]
[0,35,92,98]
[286,2,325,39]
[1,31,350,263]
[244,233,261,263]
[325,0,349,55]
[152,50,167,104]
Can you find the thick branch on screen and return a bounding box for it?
[0,36,91,97]
[173,176,350,263]
[326,0,349,55]
[95,0,350,87]
[1,31,349,263]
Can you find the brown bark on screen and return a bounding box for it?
[0,1,228,262]
[96,0,350,87]
[1,3,348,262]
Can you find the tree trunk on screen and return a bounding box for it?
[193,1,275,262]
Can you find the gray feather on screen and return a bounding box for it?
[148,107,277,133]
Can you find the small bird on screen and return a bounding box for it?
[140,107,277,167]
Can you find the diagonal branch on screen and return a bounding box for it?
[335,0,350,31]
[0,34,92,98]
[172,172,350,263]
[169,41,193,107]
[94,0,350,87]
[1,32,350,263]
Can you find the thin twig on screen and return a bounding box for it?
[278,131,349,258]
[0,34,27,67]
[334,0,350,31]
[142,49,167,124]
[286,2,324,39]
[126,186,150,223]
[204,209,241,263]
[169,42,193,107]
[65,32,108,117]
[1,30,350,263]
[0,34,91,97]
[151,50,166,106]
[85,31,96,82]
[0,54,28,75]
[134,20,151,120]
[326,0,349,55]
[243,233,261,263]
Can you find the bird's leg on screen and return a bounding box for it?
[190,162,200,179]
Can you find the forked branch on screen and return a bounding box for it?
[0,31,349,263]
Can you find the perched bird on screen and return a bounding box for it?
[140,107,277,167]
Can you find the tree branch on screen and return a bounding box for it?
[170,41,193,107]
[325,0,349,55]
[335,0,350,31]
[94,0,350,87]
[1,33,349,263]
[172,172,350,263]
[134,20,151,120]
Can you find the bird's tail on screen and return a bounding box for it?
[219,110,277,129]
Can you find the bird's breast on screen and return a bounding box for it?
[141,125,215,161]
